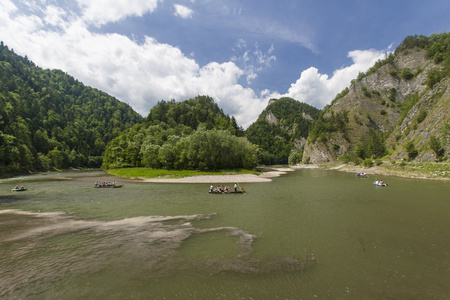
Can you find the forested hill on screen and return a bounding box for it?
[303,32,450,164]
[145,96,244,136]
[0,42,142,175]
[245,97,320,165]
[102,96,257,170]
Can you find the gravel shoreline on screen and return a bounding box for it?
[294,163,450,181]
[140,168,296,183]
[136,163,448,183]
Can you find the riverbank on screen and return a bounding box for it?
[295,161,450,181]
[139,167,296,183]
[114,161,449,183]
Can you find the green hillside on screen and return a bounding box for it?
[246,97,320,165]
[102,96,258,170]
[303,32,450,164]
[2,32,448,176]
[0,42,142,175]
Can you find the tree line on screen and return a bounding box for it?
[0,42,142,175]
[102,96,257,170]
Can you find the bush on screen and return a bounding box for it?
[361,86,372,97]
[354,157,363,166]
[363,159,374,168]
[341,154,351,163]
[288,149,303,165]
[401,68,414,80]
[426,67,445,88]
[429,136,444,158]
[416,110,427,123]
[404,140,419,160]
[389,88,397,102]
[389,69,399,78]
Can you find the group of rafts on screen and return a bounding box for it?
[94,181,123,188]
[11,173,387,194]
[356,172,388,186]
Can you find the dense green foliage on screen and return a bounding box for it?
[349,130,387,163]
[404,140,419,160]
[245,97,320,165]
[146,96,244,136]
[0,42,142,175]
[308,110,349,144]
[429,136,444,159]
[102,96,258,170]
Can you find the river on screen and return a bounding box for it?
[1,169,449,299]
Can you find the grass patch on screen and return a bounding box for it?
[383,161,450,179]
[107,168,260,179]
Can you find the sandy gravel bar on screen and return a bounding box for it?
[140,168,296,183]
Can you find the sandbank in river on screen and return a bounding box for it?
[140,168,296,183]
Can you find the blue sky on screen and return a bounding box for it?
[1,0,449,127]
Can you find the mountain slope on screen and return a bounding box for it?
[0,42,142,174]
[303,33,450,164]
[245,97,320,164]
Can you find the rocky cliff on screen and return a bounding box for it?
[303,36,450,164]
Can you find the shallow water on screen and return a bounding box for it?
[1,169,449,299]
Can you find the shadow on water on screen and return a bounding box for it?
[0,194,33,204]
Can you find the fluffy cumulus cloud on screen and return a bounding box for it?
[173,4,194,19]
[77,0,159,26]
[0,0,268,127]
[276,49,387,108]
[0,0,387,128]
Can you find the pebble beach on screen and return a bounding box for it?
[140,168,296,183]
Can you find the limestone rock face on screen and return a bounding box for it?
[303,47,449,164]
[265,111,278,125]
[303,142,334,164]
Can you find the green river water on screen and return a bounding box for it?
[0,169,449,299]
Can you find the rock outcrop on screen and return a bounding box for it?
[303,45,449,164]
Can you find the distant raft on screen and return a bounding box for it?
[94,184,123,188]
[11,187,27,192]
[209,190,245,194]
[209,183,245,194]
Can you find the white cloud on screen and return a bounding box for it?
[274,49,387,108]
[43,5,68,27]
[0,1,388,129]
[231,41,276,85]
[173,4,193,19]
[0,1,266,127]
[76,0,158,26]
[1,0,17,15]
